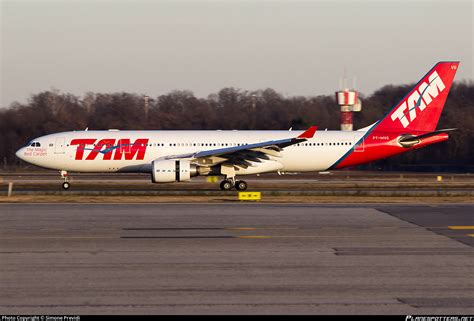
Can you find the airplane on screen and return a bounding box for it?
[16,61,459,191]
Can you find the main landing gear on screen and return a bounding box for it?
[219,178,248,191]
[60,170,71,190]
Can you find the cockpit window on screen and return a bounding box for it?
[30,142,41,147]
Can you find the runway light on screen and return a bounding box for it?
[238,192,261,201]
[437,176,443,182]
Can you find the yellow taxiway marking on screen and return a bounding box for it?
[448,226,474,230]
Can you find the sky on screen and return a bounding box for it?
[1,0,472,107]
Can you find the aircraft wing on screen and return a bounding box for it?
[159,126,317,168]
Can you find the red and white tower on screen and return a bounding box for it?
[335,87,362,131]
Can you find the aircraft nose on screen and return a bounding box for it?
[15,147,25,161]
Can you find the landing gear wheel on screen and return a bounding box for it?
[220,180,233,191]
[60,170,71,190]
[235,180,248,191]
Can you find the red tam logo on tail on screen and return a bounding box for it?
[390,71,446,128]
[373,62,459,133]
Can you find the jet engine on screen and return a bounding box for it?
[151,159,198,183]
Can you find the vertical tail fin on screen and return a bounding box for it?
[373,61,459,132]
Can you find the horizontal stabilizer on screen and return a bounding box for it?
[399,128,456,142]
[398,128,456,147]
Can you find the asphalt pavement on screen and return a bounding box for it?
[0,203,472,314]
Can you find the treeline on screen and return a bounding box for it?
[1,82,473,171]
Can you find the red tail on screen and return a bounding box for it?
[373,62,459,133]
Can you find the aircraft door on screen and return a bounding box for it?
[54,137,66,154]
[353,136,365,152]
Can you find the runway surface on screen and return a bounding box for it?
[0,203,473,314]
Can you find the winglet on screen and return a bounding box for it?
[297,126,318,139]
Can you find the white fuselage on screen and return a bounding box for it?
[16,130,365,174]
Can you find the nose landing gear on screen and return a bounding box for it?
[60,170,71,190]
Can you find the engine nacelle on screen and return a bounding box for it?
[151,159,198,183]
